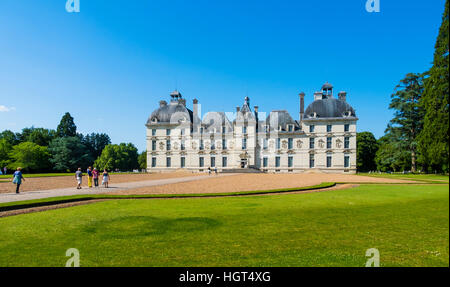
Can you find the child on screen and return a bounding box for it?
[75,168,83,189]
[12,167,25,194]
[102,169,110,188]
[92,168,99,187]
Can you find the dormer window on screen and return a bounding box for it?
[288,125,293,132]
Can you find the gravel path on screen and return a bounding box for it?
[0,174,233,203]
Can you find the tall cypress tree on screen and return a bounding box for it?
[418,1,449,173]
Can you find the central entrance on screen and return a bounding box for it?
[240,159,248,168]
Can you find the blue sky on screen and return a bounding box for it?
[0,0,445,151]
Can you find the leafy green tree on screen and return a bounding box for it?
[386,73,424,172]
[0,139,12,168]
[356,132,378,172]
[94,143,139,172]
[19,127,56,146]
[375,134,411,172]
[0,130,19,146]
[418,0,449,173]
[48,137,92,172]
[82,133,112,160]
[8,142,51,172]
[56,112,77,138]
[138,151,147,170]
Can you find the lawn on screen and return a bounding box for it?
[0,184,448,267]
[358,173,449,183]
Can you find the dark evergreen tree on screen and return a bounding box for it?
[48,137,92,172]
[418,0,449,173]
[56,112,77,138]
[386,73,424,173]
[356,132,378,172]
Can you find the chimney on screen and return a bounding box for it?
[193,99,199,128]
[338,91,347,102]
[299,92,305,122]
[236,106,240,112]
[159,100,167,107]
[314,92,323,101]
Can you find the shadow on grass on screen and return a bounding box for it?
[82,216,222,239]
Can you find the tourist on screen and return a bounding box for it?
[87,166,93,188]
[208,167,211,175]
[214,167,218,175]
[3,166,7,175]
[12,167,25,194]
[75,168,83,189]
[102,169,110,188]
[92,168,99,188]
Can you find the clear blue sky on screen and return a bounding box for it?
[0,0,445,151]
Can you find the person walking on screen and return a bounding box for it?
[4,166,7,175]
[214,167,218,175]
[102,169,110,188]
[12,167,25,194]
[75,168,83,189]
[92,168,99,188]
[208,167,211,175]
[87,166,93,188]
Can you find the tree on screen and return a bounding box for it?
[48,137,92,172]
[0,130,19,146]
[8,142,51,172]
[356,132,378,172]
[138,151,147,170]
[19,127,56,146]
[0,139,12,168]
[418,0,449,173]
[375,134,411,172]
[94,143,139,172]
[56,112,77,138]
[82,133,112,160]
[386,73,424,172]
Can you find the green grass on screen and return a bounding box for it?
[0,182,335,211]
[358,173,449,183]
[0,184,447,267]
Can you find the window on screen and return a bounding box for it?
[200,139,204,150]
[344,137,350,149]
[181,140,185,150]
[211,157,216,167]
[166,140,171,151]
[222,139,227,149]
[264,125,269,133]
[263,157,268,167]
[243,126,247,134]
[222,126,226,134]
[288,125,293,132]
[276,138,281,149]
[327,125,332,133]
[199,157,204,167]
[288,156,293,167]
[242,138,247,150]
[166,129,171,136]
[344,156,350,168]
[200,127,204,134]
[151,157,156,168]
[152,129,156,136]
[288,138,293,150]
[211,141,216,150]
[327,156,332,168]
[263,138,268,150]
[166,157,171,167]
[152,140,156,151]
[181,157,185,168]
[327,137,332,149]
[309,138,315,149]
[222,157,227,167]
[275,156,281,167]
[344,124,350,132]
[309,154,315,168]
[181,129,185,136]
[309,125,315,133]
